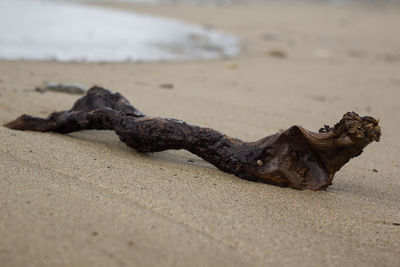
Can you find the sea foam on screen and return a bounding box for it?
[0,0,240,62]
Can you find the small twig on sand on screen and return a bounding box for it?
[4,86,381,190]
[35,82,87,94]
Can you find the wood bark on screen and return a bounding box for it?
[5,86,381,190]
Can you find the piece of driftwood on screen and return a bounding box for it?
[5,86,381,190]
[36,82,88,94]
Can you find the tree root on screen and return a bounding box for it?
[4,86,381,190]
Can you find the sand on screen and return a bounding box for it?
[1,2,400,266]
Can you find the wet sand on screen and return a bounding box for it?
[1,2,400,266]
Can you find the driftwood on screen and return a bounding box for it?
[35,82,88,95]
[5,86,381,190]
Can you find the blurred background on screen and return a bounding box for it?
[1,0,399,63]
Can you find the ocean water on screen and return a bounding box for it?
[0,0,240,63]
[73,0,400,4]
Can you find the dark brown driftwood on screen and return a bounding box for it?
[5,86,381,190]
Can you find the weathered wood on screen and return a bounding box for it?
[5,86,381,190]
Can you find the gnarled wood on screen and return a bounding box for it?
[5,86,381,190]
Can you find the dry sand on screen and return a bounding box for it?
[1,2,400,266]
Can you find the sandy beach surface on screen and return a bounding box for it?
[1,2,400,266]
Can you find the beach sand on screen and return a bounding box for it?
[1,2,400,266]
